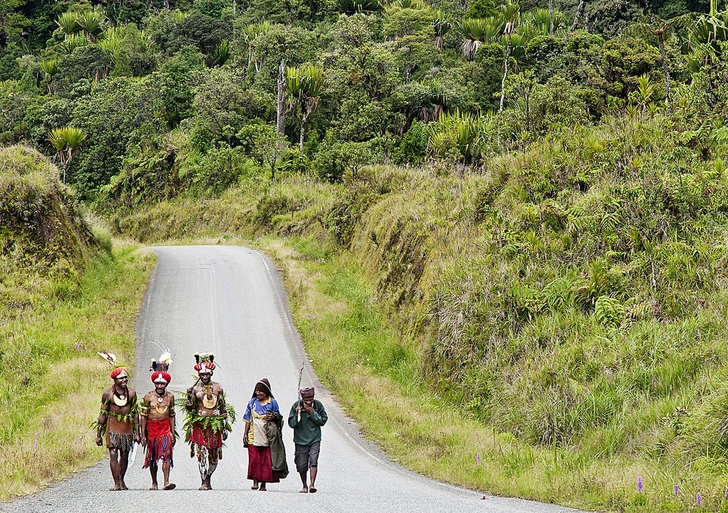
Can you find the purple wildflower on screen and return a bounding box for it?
[696,492,702,507]
[477,452,481,465]
[637,476,643,493]
[673,485,679,495]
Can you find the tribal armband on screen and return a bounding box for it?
[139,406,149,417]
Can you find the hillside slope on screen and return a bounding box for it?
[0,145,97,320]
[112,110,728,511]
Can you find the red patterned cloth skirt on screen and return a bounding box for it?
[247,446,278,483]
[191,424,223,449]
[143,420,173,468]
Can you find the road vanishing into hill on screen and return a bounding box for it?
[1,246,586,513]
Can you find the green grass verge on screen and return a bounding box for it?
[0,240,154,500]
[263,235,728,513]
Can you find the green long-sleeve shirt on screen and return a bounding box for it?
[288,399,328,445]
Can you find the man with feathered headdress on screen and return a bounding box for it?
[140,353,176,490]
[184,353,233,490]
[95,364,141,491]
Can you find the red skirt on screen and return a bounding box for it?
[191,425,223,449]
[143,433,173,468]
[247,446,279,483]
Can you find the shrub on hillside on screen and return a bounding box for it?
[0,145,97,272]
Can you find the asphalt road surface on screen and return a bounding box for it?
[1,246,586,513]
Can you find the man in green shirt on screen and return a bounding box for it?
[288,386,328,493]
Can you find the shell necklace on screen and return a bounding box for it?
[113,387,128,407]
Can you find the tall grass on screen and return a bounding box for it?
[268,233,728,512]
[0,241,154,500]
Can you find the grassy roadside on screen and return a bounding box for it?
[261,235,728,513]
[0,240,155,501]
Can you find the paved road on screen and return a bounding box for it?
[1,246,586,513]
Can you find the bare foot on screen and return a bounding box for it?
[300,487,309,493]
[259,485,267,491]
[149,485,158,490]
[199,484,211,491]
[309,487,317,493]
[109,486,121,491]
[163,483,176,490]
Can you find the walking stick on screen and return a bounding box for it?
[296,362,304,422]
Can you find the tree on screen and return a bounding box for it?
[238,121,288,180]
[466,0,498,18]
[460,17,500,60]
[499,1,521,113]
[277,59,286,135]
[549,0,554,35]
[433,8,451,50]
[626,13,689,107]
[572,0,585,30]
[38,58,60,94]
[188,67,273,151]
[286,64,325,152]
[48,126,86,182]
[55,11,80,36]
[99,25,156,78]
[70,76,167,197]
[76,8,105,43]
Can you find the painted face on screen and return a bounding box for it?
[199,371,212,384]
[114,376,128,387]
[154,381,167,394]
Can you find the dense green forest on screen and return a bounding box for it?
[0,0,723,202]
[6,0,728,510]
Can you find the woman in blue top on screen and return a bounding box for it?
[242,378,281,491]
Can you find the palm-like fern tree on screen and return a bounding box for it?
[56,12,80,35]
[38,58,60,95]
[499,1,521,113]
[77,9,105,42]
[60,33,89,54]
[209,41,230,67]
[286,65,325,153]
[459,17,500,60]
[433,9,451,51]
[242,22,272,70]
[48,126,87,183]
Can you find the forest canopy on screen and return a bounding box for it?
[0,0,725,203]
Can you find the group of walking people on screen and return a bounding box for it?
[95,352,327,494]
